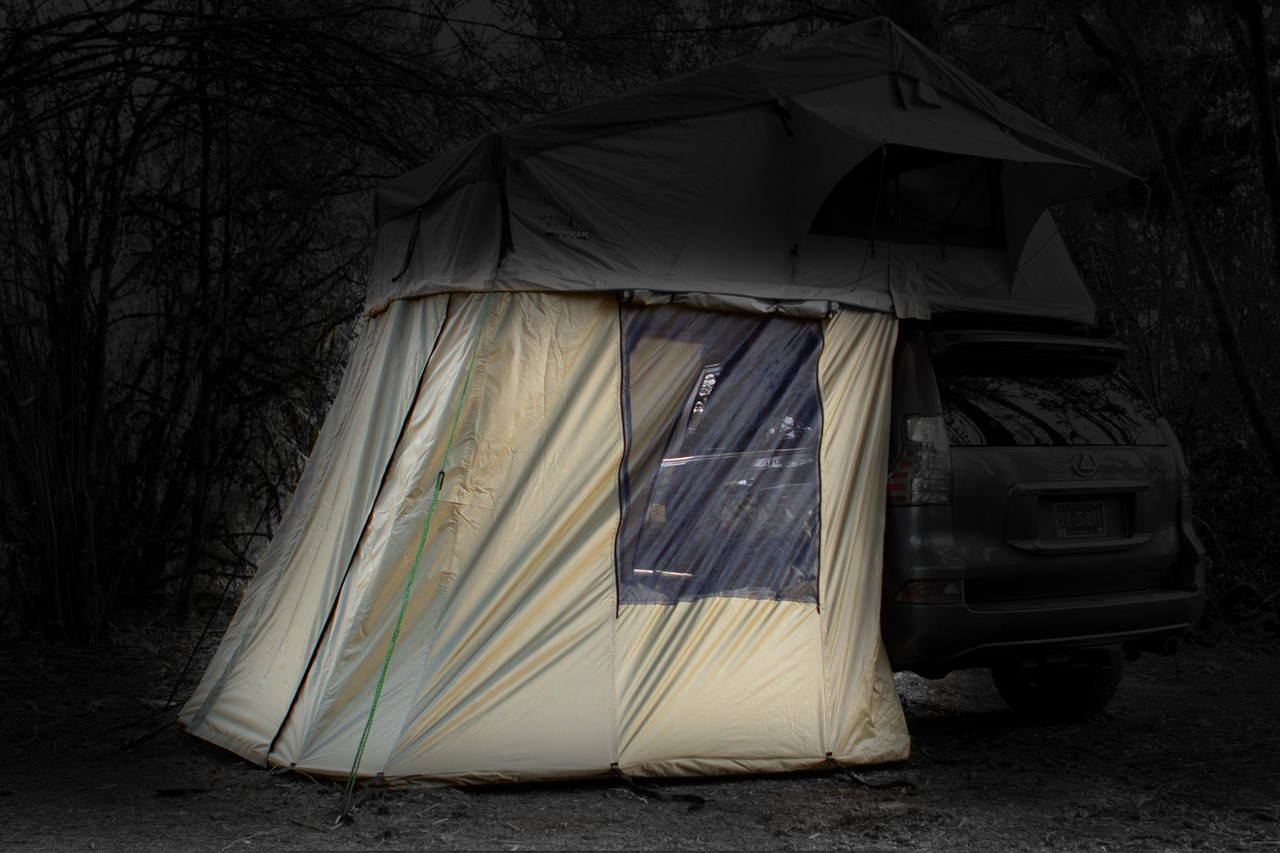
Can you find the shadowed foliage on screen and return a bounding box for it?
[1,0,1275,642]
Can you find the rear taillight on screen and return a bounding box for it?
[887,414,952,505]
[1158,417,1206,588]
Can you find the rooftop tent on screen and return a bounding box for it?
[365,17,1130,321]
[180,18,1127,786]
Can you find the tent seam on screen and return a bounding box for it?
[342,289,496,802]
[263,297,453,766]
[365,289,498,781]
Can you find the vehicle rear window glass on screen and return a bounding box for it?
[934,350,1163,447]
[617,304,823,605]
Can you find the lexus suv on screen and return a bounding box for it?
[882,316,1206,717]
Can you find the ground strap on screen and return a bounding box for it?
[610,765,706,810]
[340,291,495,819]
[825,754,918,790]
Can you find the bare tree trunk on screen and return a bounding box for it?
[1075,11,1280,480]
[878,0,945,53]
[1221,0,1280,274]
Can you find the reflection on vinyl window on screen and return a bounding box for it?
[617,305,823,605]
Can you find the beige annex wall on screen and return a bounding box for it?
[818,310,910,764]
[180,297,451,764]
[187,292,907,783]
[272,292,625,783]
[615,309,908,778]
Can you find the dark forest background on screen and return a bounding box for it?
[2,0,1277,644]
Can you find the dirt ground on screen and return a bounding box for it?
[1,626,1277,852]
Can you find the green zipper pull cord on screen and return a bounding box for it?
[339,290,495,821]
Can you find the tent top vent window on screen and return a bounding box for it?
[811,144,1004,250]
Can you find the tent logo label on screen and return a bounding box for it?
[542,216,593,241]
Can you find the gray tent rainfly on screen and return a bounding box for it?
[181,18,1131,787]
[367,16,1130,321]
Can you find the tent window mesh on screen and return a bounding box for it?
[810,144,1003,249]
[617,305,823,605]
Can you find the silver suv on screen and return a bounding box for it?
[882,318,1206,717]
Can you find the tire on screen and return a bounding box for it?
[991,663,1124,720]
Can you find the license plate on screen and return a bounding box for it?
[1055,501,1105,538]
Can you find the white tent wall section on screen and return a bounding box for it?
[615,597,826,777]
[263,292,497,774]
[818,310,909,761]
[181,292,911,784]
[179,298,450,763]
[377,292,623,782]
[271,292,623,783]
[614,309,906,778]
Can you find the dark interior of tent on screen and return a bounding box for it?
[810,144,1005,250]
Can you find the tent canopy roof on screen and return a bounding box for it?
[375,17,1132,226]
[366,17,1129,324]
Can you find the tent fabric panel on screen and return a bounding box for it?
[793,213,1095,324]
[367,181,505,317]
[619,290,839,319]
[919,212,1096,324]
[363,17,1131,320]
[185,292,911,784]
[266,293,490,771]
[791,78,1088,167]
[617,755,832,779]
[500,112,745,282]
[887,247,934,321]
[673,105,797,283]
[179,297,449,765]
[379,292,622,781]
[816,310,911,764]
[372,19,1130,226]
[275,293,621,781]
[786,97,882,246]
[614,597,825,775]
[792,236,898,315]
[373,134,501,229]
[1001,166,1093,272]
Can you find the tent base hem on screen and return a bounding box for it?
[245,747,914,790]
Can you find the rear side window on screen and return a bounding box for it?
[934,349,1163,447]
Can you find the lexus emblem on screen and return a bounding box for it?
[1071,451,1098,478]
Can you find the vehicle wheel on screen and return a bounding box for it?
[991,663,1123,719]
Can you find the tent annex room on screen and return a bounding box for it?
[180,17,1130,787]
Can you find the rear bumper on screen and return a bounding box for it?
[882,585,1205,675]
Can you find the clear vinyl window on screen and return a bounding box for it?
[617,304,823,605]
